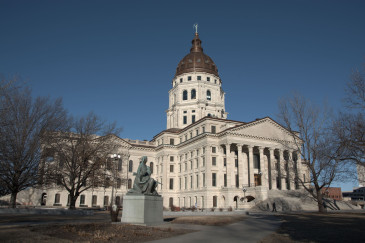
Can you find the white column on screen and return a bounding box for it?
[225,144,233,187]
[279,150,286,190]
[258,147,267,187]
[288,150,295,190]
[248,145,254,187]
[269,148,277,190]
[237,144,244,188]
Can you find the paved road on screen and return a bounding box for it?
[150,214,281,243]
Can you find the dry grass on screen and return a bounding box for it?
[170,215,245,226]
[0,223,192,242]
[261,212,365,243]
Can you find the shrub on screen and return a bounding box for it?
[211,207,215,212]
[171,205,181,212]
[228,206,233,211]
[219,208,223,212]
[192,206,196,212]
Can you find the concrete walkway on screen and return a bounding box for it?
[150,214,281,243]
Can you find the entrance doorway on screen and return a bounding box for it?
[254,174,262,186]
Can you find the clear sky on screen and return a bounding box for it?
[1,0,365,190]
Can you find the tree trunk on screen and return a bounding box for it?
[10,191,18,208]
[69,195,78,210]
[316,190,326,213]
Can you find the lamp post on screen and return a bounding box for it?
[242,185,247,202]
[110,154,121,209]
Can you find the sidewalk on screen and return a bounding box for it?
[150,214,281,243]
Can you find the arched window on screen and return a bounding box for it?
[129,160,133,172]
[54,193,60,204]
[104,196,109,206]
[150,162,154,174]
[191,89,196,99]
[117,178,122,188]
[128,179,132,189]
[206,90,211,101]
[115,196,121,206]
[183,90,188,100]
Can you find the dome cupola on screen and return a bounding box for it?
[175,33,219,77]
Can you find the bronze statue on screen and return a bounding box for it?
[127,156,159,196]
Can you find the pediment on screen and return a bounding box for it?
[227,118,297,143]
[106,134,133,148]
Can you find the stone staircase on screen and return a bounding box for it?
[250,189,360,212]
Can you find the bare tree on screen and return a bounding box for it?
[335,65,365,184]
[0,83,66,208]
[278,94,347,213]
[42,113,122,209]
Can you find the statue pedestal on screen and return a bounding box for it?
[121,195,163,226]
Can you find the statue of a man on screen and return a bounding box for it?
[127,156,159,196]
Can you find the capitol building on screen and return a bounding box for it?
[14,31,309,209]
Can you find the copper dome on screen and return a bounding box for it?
[175,33,219,77]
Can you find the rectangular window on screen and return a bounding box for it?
[188,76,192,81]
[80,195,85,205]
[254,154,260,169]
[179,164,181,172]
[235,159,238,167]
[214,79,217,84]
[224,158,227,167]
[196,129,199,136]
[212,147,216,153]
[224,174,227,187]
[203,157,205,166]
[203,173,206,187]
[190,161,192,170]
[183,116,187,124]
[180,137,182,143]
[185,177,187,189]
[179,178,182,189]
[170,139,174,145]
[54,194,60,204]
[235,174,239,187]
[92,195,97,206]
[180,78,183,83]
[212,173,216,187]
[190,176,193,188]
[212,157,216,166]
[184,110,187,113]
[170,178,174,190]
[196,174,199,188]
[170,164,174,172]
[196,159,198,168]
[197,76,201,80]
[190,132,193,138]
[192,115,196,123]
[207,77,210,81]
[203,147,205,153]
[170,156,174,162]
[185,135,187,141]
[192,110,195,113]
[211,126,216,134]
[185,163,187,171]
[202,126,205,133]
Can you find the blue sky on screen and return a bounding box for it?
[1,0,364,190]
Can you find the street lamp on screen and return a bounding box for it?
[110,154,121,209]
[242,185,247,202]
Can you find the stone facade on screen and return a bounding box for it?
[11,32,310,210]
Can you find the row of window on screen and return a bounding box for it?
[182,90,211,101]
[54,194,125,207]
[178,75,217,84]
